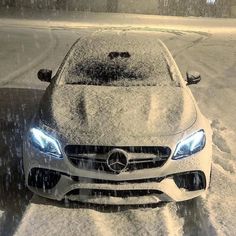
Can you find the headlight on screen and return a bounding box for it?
[172,130,206,160]
[29,128,62,158]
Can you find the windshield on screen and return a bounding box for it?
[60,34,176,86]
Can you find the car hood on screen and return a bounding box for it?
[39,85,197,145]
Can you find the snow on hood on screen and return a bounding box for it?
[40,85,197,145]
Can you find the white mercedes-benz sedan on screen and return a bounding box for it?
[23,32,212,204]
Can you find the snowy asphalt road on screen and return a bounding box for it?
[0,24,235,236]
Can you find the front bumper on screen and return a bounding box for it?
[23,136,212,204]
[27,169,207,204]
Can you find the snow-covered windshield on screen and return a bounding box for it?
[60,34,176,86]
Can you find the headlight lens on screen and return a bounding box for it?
[172,129,206,160]
[29,128,62,158]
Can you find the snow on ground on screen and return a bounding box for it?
[14,199,184,236]
[0,27,85,89]
[0,13,235,236]
[206,123,236,235]
[207,163,236,235]
[0,27,54,86]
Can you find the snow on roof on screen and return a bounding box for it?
[60,33,176,86]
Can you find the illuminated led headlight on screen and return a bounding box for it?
[29,128,62,158]
[172,130,206,160]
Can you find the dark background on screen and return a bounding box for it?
[0,0,236,18]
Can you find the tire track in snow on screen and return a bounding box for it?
[171,32,210,59]
[205,164,236,236]
[176,197,217,236]
[81,203,183,236]
[83,202,183,236]
[211,120,236,179]
[162,204,184,236]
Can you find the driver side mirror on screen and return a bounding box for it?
[37,69,52,82]
[186,71,201,85]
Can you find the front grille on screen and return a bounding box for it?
[65,145,170,154]
[66,189,163,198]
[65,145,171,173]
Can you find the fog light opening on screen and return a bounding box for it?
[28,168,61,190]
[173,171,206,191]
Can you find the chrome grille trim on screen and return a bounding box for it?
[65,145,171,173]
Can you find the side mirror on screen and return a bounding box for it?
[186,71,201,85]
[37,69,52,82]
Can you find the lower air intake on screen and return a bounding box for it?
[66,189,163,198]
[28,168,61,190]
[173,171,206,191]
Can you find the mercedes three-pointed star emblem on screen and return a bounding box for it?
[107,149,128,173]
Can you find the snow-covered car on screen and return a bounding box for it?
[23,33,212,204]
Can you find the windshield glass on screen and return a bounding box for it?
[61,34,176,86]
